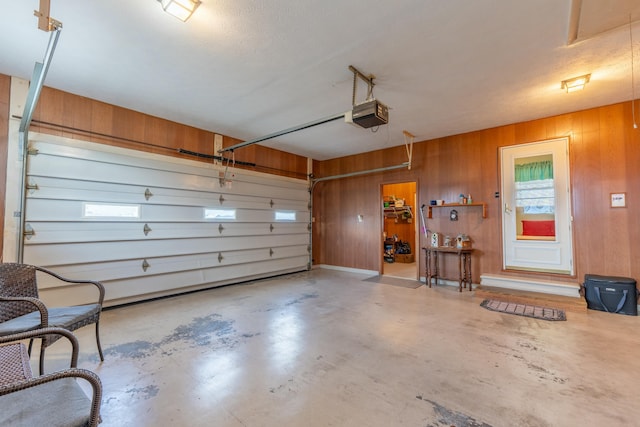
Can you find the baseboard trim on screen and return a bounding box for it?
[427,278,475,290]
[315,264,379,276]
[480,274,580,298]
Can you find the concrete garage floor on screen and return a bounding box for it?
[44,268,640,426]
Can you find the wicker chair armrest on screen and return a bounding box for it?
[0,368,102,427]
[35,266,105,305]
[0,327,79,367]
[0,295,49,325]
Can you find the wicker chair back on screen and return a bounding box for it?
[0,263,40,323]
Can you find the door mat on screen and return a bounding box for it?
[363,275,424,289]
[480,299,566,321]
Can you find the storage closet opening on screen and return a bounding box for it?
[381,182,418,280]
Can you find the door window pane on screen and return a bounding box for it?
[83,203,140,218]
[514,156,556,240]
[204,208,236,220]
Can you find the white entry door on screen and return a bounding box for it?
[500,137,574,275]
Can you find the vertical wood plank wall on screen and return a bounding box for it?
[27,85,308,180]
[313,102,640,284]
[2,74,639,285]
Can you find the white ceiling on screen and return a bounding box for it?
[1,0,639,160]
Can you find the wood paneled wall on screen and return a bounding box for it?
[313,102,640,285]
[25,85,308,180]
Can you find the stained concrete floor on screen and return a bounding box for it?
[42,268,640,426]
[383,260,417,280]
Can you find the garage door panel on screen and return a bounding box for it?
[28,153,206,189]
[24,234,310,265]
[41,258,308,307]
[25,198,308,223]
[23,221,310,243]
[28,176,309,211]
[36,246,309,287]
[32,138,306,190]
[23,135,310,305]
[29,151,308,201]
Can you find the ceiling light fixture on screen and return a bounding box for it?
[560,74,591,93]
[158,0,201,22]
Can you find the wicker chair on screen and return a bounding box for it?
[0,263,105,374]
[0,327,102,426]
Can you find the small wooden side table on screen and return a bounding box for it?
[423,246,474,292]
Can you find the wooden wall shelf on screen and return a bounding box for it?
[427,202,487,218]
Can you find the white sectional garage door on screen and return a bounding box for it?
[22,135,310,307]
